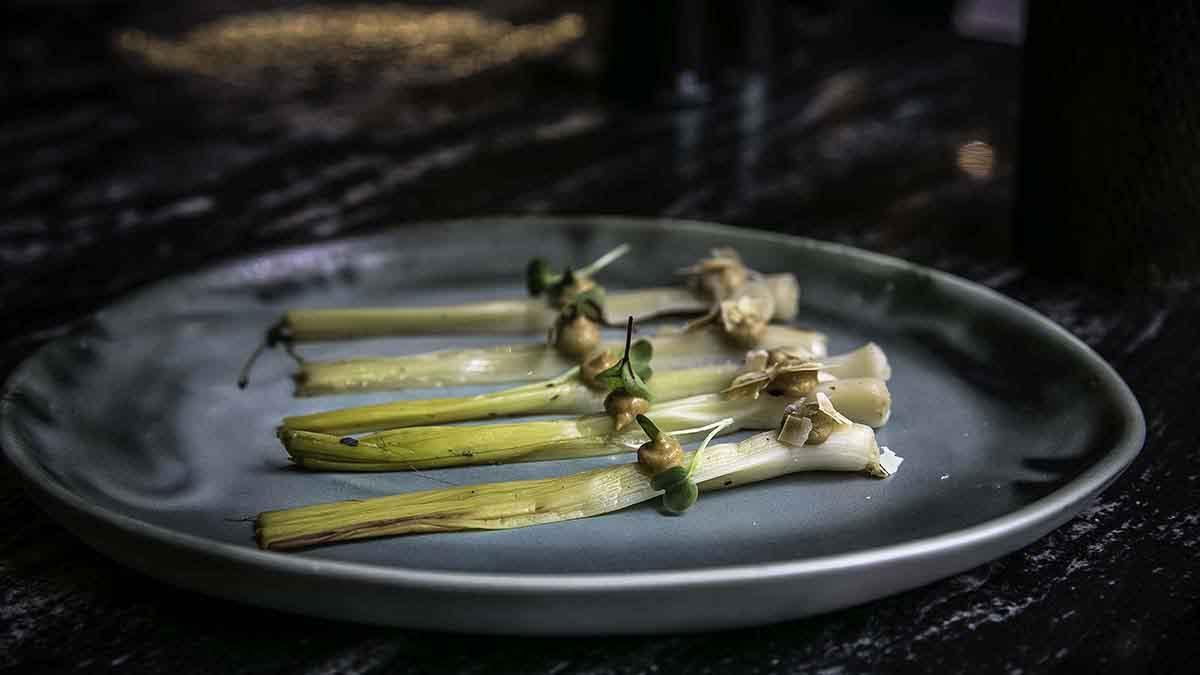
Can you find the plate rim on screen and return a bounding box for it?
[1,216,1145,599]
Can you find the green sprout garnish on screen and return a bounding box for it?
[525,244,631,298]
[635,413,662,441]
[642,413,733,515]
[560,284,606,322]
[650,466,697,517]
[548,285,608,358]
[596,316,653,401]
[650,438,705,514]
[526,259,563,297]
[237,319,302,389]
[641,412,696,514]
[661,477,699,513]
[650,465,688,491]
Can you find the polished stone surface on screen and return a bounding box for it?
[2,1,1197,672]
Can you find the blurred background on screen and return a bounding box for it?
[2,0,1025,349]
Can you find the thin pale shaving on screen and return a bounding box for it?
[876,446,903,477]
[777,415,813,447]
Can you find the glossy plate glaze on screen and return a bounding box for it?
[0,217,1144,634]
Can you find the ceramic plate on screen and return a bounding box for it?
[0,217,1144,634]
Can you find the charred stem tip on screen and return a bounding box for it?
[237,319,295,389]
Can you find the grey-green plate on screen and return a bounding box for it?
[0,217,1144,634]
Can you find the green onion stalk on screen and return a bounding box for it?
[293,325,828,396]
[279,244,630,341]
[277,375,891,471]
[257,422,902,551]
[281,342,889,435]
[277,281,795,339]
[264,245,799,341]
[282,363,733,435]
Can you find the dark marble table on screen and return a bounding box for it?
[3,1,1197,673]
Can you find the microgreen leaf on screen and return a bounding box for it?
[568,287,606,321]
[525,258,558,296]
[597,316,655,401]
[595,361,627,391]
[628,338,653,380]
[629,338,652,365]
[651,466,688,492]
[620,357,653,401]
[662,481,699,514]
[525,244,629,299]
[635,414,661,442]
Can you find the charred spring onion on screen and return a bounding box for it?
[257,418,902,551]
[278,371,891,471]
[281,342,889,435]
[283,364,736,435]
[278,272,799,340]
[261,244,800,342]
[278,244,630,341]
[293,325,828,395]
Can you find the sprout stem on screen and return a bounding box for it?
[576,243,631,278]
[237,320,299,389]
